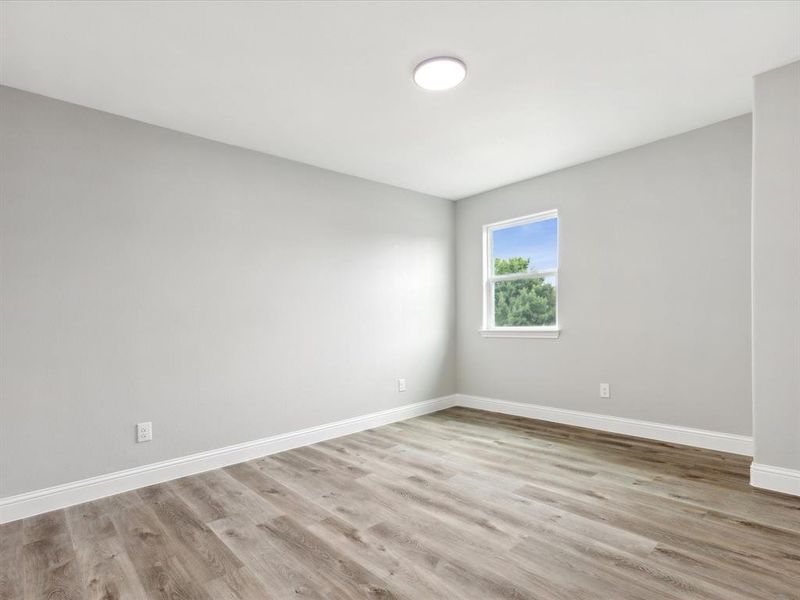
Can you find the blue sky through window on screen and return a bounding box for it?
[492,217,558,271]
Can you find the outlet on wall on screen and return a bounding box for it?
[397,377,407,392]
[599,383,610,398]
[136,421,153,443]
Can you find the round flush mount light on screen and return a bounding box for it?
[413,56,466,91]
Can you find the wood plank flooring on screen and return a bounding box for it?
[2,407,800,599]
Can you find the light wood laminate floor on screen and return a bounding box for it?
[2,407,800,599]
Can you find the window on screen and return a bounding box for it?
[482,209,559,338]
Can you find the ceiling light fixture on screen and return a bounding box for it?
[413,57,466,91]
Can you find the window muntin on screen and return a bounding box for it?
[483,210,558,332]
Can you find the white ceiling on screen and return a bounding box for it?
[2,1,799,199]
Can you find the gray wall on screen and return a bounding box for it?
[0,86,456,497]
[752,61,800,470]
[456,115,753,435]
[0,83,764,499]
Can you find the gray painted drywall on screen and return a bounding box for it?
[0,86,456,497]
[752,60,800,470]
[456,115,753,435]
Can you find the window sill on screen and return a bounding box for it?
[479,328,561,339]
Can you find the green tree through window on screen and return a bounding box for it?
[493,257,556,326]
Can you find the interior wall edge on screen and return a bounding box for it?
[455,394,754,456]
[0,85,458,498]
[750,463,800,496]
[0,394,457,524]
[5,390,771,524]
[454,114,753,438]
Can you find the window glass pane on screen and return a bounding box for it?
[494,274,556,327]
[492,217,557,275]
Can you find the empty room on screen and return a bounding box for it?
[1,1,800,598]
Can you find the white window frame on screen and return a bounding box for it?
[481,209,560,339]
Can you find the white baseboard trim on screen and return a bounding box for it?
[750,463,800,496]
[455,394,754,456]
[0,394,457,524]
[2,392,766,523]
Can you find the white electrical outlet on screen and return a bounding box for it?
[599,383,610,399]
[397,377,407,392]
[136,421,153,443]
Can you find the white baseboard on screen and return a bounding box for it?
[455,394,754,456]
[750,463,800,496]
[1,392,767,523]
[0,395,457,524]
